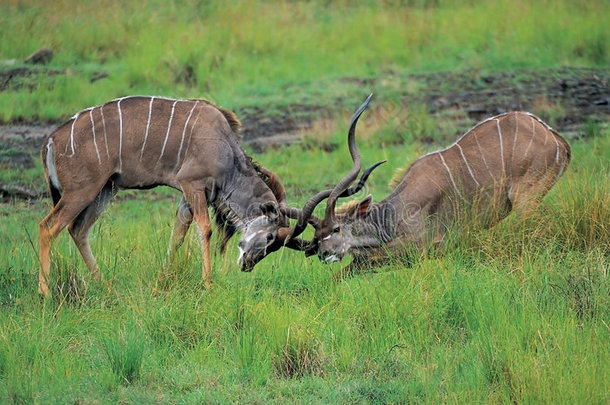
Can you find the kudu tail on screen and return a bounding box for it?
[41,136,62,206]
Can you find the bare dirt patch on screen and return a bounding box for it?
[240,67,608,150]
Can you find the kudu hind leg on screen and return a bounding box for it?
[67,183,115,281]
[39,188,104,296]
[508,171,556,218]
[39,207,70,297]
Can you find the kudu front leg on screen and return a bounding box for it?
[180,182,213,289]
[167,196,193,265]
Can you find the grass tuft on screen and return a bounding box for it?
[273,326,323,379]
[102,324,146,385]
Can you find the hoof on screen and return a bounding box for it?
[38,283,50,298]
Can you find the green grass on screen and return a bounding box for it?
[1,0,609,401]
[1,0,609,122]
[0,123,608,402]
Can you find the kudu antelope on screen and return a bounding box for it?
[238,95,386,262]
[292,96,571,275]
[38,96,302,296]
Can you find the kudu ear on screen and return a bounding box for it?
[351,195,373,218]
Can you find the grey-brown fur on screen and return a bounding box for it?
[38,96,287,296]
[310,111,571,274]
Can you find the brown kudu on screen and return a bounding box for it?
[38,96,308,296]
[292,95,571,278]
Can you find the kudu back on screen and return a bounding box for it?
[39,96,287,296]
[303,108,571,270]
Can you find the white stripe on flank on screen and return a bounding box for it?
[558,157,566,177]
[117,98,124,172]
[554,160,566,184]
[543,128,549,146]
[438,152,463,200]
[175,101,198,169]
[413,112,554,174]
[140,96,155,161]
[46,138,61,191]
[473,132,494,180]
[68,113,80,156]
[100,105,110,159]
[495,119,506,177]
[525,112,554,131]
[456,143,480,187]
[552,134,560,163]
[89,110,102,165]
[183,107,203,159]
[415,114,503,161]
[524,118,536,158]
[511,113,519,166]
[158,100,179,163]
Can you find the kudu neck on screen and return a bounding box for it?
[216,163,278,226]
[349,199,397,247]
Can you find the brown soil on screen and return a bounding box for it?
[238,67,608,151]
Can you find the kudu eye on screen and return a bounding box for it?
[333,226,341,233]
[266,232,274,242]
